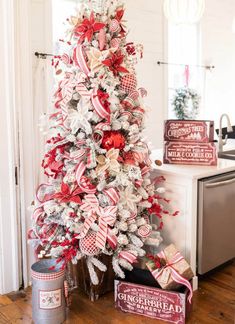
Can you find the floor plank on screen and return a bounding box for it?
[0,260,234,323]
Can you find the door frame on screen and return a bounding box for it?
[0,0,21,294]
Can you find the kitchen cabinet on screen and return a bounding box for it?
[151,150,235,290]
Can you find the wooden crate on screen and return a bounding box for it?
[164,142,217,166]
[115,279,191,324]
[164,120,214,143]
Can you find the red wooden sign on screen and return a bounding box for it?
[164,142,217,166]
[115,280,189,323]
[164,120,214,143]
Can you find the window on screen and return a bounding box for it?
[52,0,79,54]
[168,23,201,118]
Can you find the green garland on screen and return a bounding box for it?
[172,87,200,120]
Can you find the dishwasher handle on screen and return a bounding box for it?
[205,177,235,188]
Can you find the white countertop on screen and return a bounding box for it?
[152,149,235,180]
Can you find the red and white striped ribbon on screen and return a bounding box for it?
[91,90,110,121]
[76,83,92,98]
[103,188,120,205]
[75,161,96,194]
[120,110,132,121]
[148,251,193,303]
[36,183,54,204]
[93,122,111,144]
[76,213,97,239]
[73,45,90,75]
[96,206,117,250]
[119,251,137,264]
[63,148,86,162]
[122,97,135,109]
[107,229,118,250]
[86,148,96,169]
[80,194,99,213]
[141,165,151,176]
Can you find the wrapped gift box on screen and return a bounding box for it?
[164,120,214,143]
[164,142,217,166]
[146,244,194,291]
[115,279,192,323]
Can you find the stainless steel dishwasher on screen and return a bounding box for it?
[197,171,235,274]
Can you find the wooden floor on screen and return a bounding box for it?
[0,260,234,323]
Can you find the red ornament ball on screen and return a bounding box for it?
[79,231,100,256]
[101,131,126,150]
[120,73,137,94]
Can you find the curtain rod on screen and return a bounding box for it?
[157,61,215,70]
[35,52,54,59]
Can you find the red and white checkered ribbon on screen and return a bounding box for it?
[32,269,65,281]
[119,251,137,264]
[91,90,110,122]
[95,206,117,250]
[75,161,96,194]
[147,251,193,303]
[73,45,90,75]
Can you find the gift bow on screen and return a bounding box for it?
[79,194,118,250]
[147,251,193,303]
[96,206,117,250]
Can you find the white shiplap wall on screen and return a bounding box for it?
[126,0,166,149]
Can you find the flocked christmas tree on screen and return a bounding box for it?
[29,0,175,285]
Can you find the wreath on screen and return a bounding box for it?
[172,87,200,120]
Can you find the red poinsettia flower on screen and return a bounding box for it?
[102,51,129,76]
[42,135,67,178]
[74,12,105,44]
[97,89,111,113]
[53,182,82,204]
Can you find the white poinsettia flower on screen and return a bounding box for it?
[119,186,141,213]
[68,99,93,135]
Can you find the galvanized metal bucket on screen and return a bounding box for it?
[31,259,66,324]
